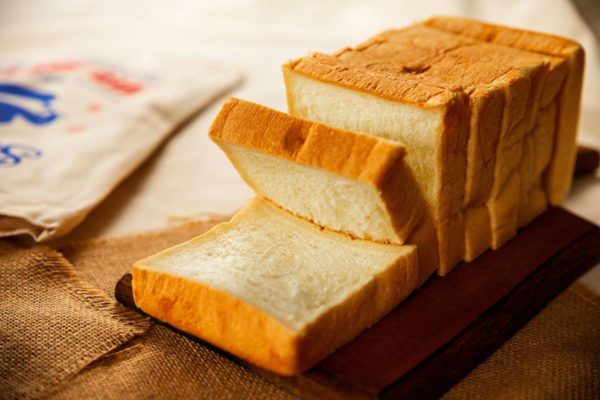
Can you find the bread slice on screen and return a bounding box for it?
[283,24,553,267]
[478,51,551,249]
[518,100,557,226]
[132,197,418,375]
[209,97,437,284]
[423,16,583,207]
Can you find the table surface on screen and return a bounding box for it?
[2,0,599,292]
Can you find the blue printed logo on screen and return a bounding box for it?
[0,83,58,125]
[0,143,42,167]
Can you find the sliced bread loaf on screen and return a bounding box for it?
[133,197,418,375]
[283,24,553,268]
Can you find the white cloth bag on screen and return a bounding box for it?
[0,59,239,241]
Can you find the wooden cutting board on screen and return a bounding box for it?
[115,148,600,400]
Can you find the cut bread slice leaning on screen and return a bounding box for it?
[209,97,438,284]
[423,16,584,209]
[133,197,418,375]
[283,24,554,267]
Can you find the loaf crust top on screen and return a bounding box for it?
[285,25,553,105]
[423,16,584,57]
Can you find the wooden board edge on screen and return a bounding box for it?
[381,225,600,399]
[575,146,600,176]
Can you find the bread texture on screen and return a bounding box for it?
[423,16,584,207]
[209,98,437,283]
[133,197,418,375]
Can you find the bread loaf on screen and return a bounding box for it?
[283,22,583,267]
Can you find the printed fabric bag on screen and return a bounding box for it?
[0,59,239,241]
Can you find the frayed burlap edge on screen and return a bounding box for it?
[4,245,150,399]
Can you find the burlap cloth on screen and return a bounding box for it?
[0,242,149,400]
[1,219,599,399]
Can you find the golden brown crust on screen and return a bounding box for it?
[539,58,569,108]
[433,91,469,274]
[282,65,298,117]
[284,54,457,108]
[422,16,582,57]
[518,101,557,227]
[464,205,491,262]
[284,25,551,106]
[133,263,300,375]
[464,86,504,207]
[283,25,487,108]
[422,15,574,102]
[546,46,584,204]
[423,16,584,205]
[489,60,548,247]
[209,97,406,187]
